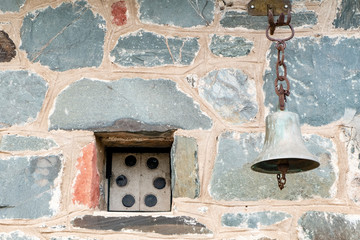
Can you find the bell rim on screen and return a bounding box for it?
[251,158,320,174]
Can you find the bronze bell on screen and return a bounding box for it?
[251,111,319,189]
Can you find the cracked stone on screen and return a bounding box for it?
[210,34,253,57]
[110,30,199,67]
[199,69,258,124]
[0,155,62,219]
[138,0,215,28]
[20,0,105,72]
[0,70,48,128]
[210,132,337,200]
[49,78,212,131]
[333,0,360,29]
[264,37,360,126]
[0,135,57,152]
[0,31,16,62]
[0,0,26,13]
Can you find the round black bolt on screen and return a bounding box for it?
[147,157,159,169]
[144,194,157,207]
[116,175,128,187]
[153,177,166,189]
[125,155,137,167]
[122,194,135,207]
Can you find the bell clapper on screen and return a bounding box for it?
[277,163,289,190]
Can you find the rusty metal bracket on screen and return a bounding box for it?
[247,0,291,16]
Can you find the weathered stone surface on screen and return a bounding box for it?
[333,0,360,29]
[210,35,253,57]
[298,211,360,240]
[220,11,317,29]
[0,231,39,240]
[49,78,212,131]
[222,211,291,229]
[199,69,258,124]
[264,37,360,126]
[171,136,199,198]
[111,1,127,26]
[0,0,25,12]
[0,135,57,151]
[0,155,62,219]
[210,132,337,200]
[0,31,16,62]
[138,0,215,27]
[20,0,105,72]
[51,237,97,240]
[0,70,48,128]
[110,30,199,67]
[72,143,99,208]
[72,215,212,235]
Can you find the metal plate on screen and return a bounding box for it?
[247,0,291,16]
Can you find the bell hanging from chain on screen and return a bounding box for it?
[251,110,319,189]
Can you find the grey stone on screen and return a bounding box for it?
[51,237,97,240]
[0,231,39,240]
[220,11,317,29]
[0,155,62,219]
[0,70,48,128]
[171,136,199,198]
[222,211,291,229]
[298,211,360,240]
[333,0,360,29]
[0,0,25,13]
[138,0,215,27]
[0,135,57,151]
[209,132,336,200]
[20,0,105,72]
[72,215,212,235]
[110,30,199,67]
[49,78,212,131]
[199,69,258,124]
[210,35,253,57]
[264,37,360,126]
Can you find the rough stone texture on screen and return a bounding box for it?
[20,0,105,72]
[138,0,215,28]
[0,135,57,151]
[209,35,253,57]
[0,155,62,219]
[199,69,258,124]
[222,211,291,229]
[0,0,26,13]
[72,143,99,208]
[210,132,337,201]
[171,136,200,198]
[110,30,199,67]
[0,231,39,240]
[51,237,97,240]
[0,31,16,62]
[49,78,212,131]
[111,1,127,26]
[264,37,360,126]
[0,70,48,128]
[72,215,212,235]
[220,11,317,29]
[333,0,360,29]
[298,211,360,240]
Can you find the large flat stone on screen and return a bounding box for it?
[110,30,199,67]
[333,0,360,29]
[222,211,291,229]
[0,135,57,151]
[49,78,211,131]
[210,132,337,201]
[171,136,199,198]
[0,231,39,240]
[199,69,258,124]
[0,70,48,128]
[298,211,360,240]
[210,35,253,57]
[138,0,215,27]
[264,37,360,126]
[0,0,25,12]
[220,11,317,29]
[0,155,62,219]
[72,215,212,235]
[20,0,105,72]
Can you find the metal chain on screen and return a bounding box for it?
[277,173,286,190]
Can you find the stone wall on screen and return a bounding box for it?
[0,0,360,239]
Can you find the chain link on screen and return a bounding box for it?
[277,173,286,190]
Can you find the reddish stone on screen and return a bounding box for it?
[72,142,100,208]
[111,1,127,26]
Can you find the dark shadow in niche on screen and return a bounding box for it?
[0,31,16,62]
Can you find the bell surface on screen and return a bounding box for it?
[251,111,319,174]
